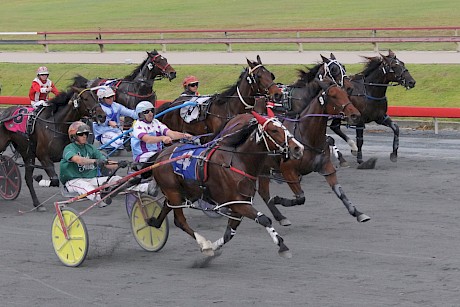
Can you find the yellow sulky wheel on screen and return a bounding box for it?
[131,195,168,252]
[51,207,88,267]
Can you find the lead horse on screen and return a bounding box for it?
[329,50,416,164]
[146,112,304,258]
[258,76,368,226]
[0,76,106,211]
[156,55,281,143]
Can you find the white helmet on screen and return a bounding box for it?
[37,66,49,75]
[97,87,115,99]
[135,101,155,116]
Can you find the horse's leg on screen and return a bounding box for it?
[24,156,42,210]
[378,115,399,162]
[330,118,358,155]
[326,135,349,167]
[35,155,60,187]
[355,125,365,164]
[222,204,291,258]
[258,177,291,226]
[322,163,370,223]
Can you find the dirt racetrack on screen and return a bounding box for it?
[0,127,459,306]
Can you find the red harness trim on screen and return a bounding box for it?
[229,166,257,180]
[200,146,219,182]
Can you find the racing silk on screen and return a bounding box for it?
[28,77,59,103]
[92,101,138,140]
[131,119,170,162]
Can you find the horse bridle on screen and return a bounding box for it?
[318,84,353,117]
[237,64,277,109]
[72,89,103,123]
[256,118,295,159]
[381,57,410,88]
[319,60,347,87]
[147,53,172,80]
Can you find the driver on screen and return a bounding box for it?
[181,75,200,97]
[60,121,154,207]
[29,66,60,109]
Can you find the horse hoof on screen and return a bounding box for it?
[279,250,292,259]
[357,157,377,169]
[351,149,358,157]
[201,248,214,257]
[390,153,398,162]
[36,206,47,212]
[357,213,371,223]
[340,161,350,168]
[279,219,292,226]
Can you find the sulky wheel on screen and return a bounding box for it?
[51,207,89,267]
[131,195,169,252]
[0,155,21,200]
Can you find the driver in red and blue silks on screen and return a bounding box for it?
[29,66,60,109]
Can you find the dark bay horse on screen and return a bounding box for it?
[155,55,281,142]
[91,50,176,112]
[258,78,369,226]
[0,79,106,210]
[329,50,416,164]
[147,112,304,258]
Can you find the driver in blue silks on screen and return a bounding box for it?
[92,86,138,150]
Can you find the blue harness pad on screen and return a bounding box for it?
[171,144,207,180]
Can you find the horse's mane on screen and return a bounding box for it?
[212,68,248,105]
[72,75,89,88]
[218,119,257,147]
[358,56,382,78]
[123,50,159,80]
[292,64,321,87]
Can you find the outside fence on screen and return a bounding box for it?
[1,26,459,53]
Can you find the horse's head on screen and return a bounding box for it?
[380,50,416,89]
[318,53,348,87]
[146,50,177,81]
[70,87,106,124]
[251,111,304,160]
[316,80,361,125]
[245,55,282,102]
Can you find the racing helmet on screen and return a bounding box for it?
[68,121,91,141]
[135,101,155,118]
[97,87,115,99]
[36,66,49,75]
[182,75,199,88]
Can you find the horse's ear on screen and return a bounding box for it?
[251,111,267,125]
[388,49,395,58]
[257,55,262,64]
[267,107,275,118]
[321,54,329,63]
[246,58,252,67]
[330,53,336,60]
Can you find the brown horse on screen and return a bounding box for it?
[329,50,416,164]
[0,77,106,211]
[155,55,281,143]
[146,112,304,258]
[257,78,369,226]
[90,49,176,113]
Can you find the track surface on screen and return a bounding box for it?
[0,127,459,306]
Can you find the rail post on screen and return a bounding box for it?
[43,33,49,53]
[372,29,379,52]
[296,31,303,52]
[97,32,104,53]
[161,33,166,52]
[225,32,232,52]
[456,29,459,52]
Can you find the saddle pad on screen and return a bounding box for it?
[170,144,208,181]
[4,106,34,133]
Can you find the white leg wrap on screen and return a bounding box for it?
[194,232,214,256]
[212,238,224,251]
[265,226,279,245]
[348,139,358,152]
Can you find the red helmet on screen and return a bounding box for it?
[182,75,199,87]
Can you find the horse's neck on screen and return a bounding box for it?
[362,67,389,98]
[53,104,82,131]
[295,103,327,148]
[233,136,268,176]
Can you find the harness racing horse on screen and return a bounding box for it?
[0,81,106,211]
[155,55,281,143]
[90,49,176,113]
[147,112,304,258]
[258,78,369,226]
[329,50,416,164]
